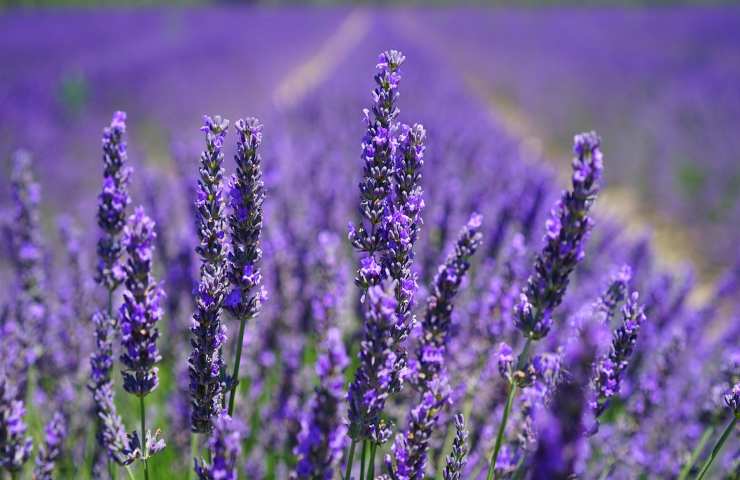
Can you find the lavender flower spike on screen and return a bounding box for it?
[190,115,229,434]
[33,412,67,480]
[96,111,131,291]
[291,328,349,479]
[591,291,646,418]
[443,414,469,480]
[89,311,141,466]
[194,413,242,480]
[347,284,400,445]
[349,50,405,292]
[387,214,483,479]
[415,213,482,388]
[119,207,164,397]
[515,131,603,340]
[224,117,266,416]
[0,376,33,473]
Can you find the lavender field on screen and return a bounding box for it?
[0,7,738,480]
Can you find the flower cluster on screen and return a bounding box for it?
[33,412,67,480]
[0,376,33,473]
[96,111,131,290]
[514,132,603,339]
[292,328,349,479]
[195,413,242,480]
[190,115,230,434]
[591,291,646,418]
[347,284,400,444]
[119,207,164,397]
[443,414,469,480]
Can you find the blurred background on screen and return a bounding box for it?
[1,1,738,280]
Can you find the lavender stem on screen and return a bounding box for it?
[678,425,715,480]
[695,416,737,480]
[359,440,367,480]
[226,315,248,416]
[344,439,357,480]
[140,396,149,480]
[367,442,377,479]
[487,382,518,480]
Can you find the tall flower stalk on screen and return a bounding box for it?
[119,207,166,479]
[0,375,33,475]
[386,214,483,479]
[224,117,266,416]
[189,116,230,435]
[487,132,603,480]
[194,413,242,480]
[443,414,469,480]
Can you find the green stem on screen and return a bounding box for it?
[227,314,249,416]
[140,395,149,480]
[678,425,715,480]
[109,459,117,480]
[344,440,357,480]
[367,442,377,480]
[487,382,518,480]
[486,338,532,480]
[125,466,135,480]
[696,416,737,480]
[360,440,368,480]
[189,433,198,480]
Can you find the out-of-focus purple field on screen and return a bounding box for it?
[0,7,738,480]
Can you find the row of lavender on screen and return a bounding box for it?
[411,7,740,266]
[1,38,739,480]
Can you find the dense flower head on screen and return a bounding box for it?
[596,265,632,324]
[190,114,230,434]
[119,207,163,397]
[591,291,646,418]
[443,414,469,480]
[347,284,400,444]
[97,111,132,290]
[514,131,603,340]
[195,413,242,480]
[292,328,349,479]
[224,117,265,320]
[414,213,483,387]
[387,378,449,480]
[33,412,67,480]
[726,382,739,415]
[349,50,406,263]
[0,376,33,472]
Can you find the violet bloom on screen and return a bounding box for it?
[348,284,400,444]
[119,207,164,397]
[89,311,141,466]
[33,412,67,480]
[96,111,131,291]
[349,50,405,292]
[0,376,33,473]
[725,383,739,415]
[414,213,482,388]
[443,414,469,480]
[531,322,603,479]
[194,413,242,480]
[291,328,349,479]
[515,132,603,340]
[596,265,632,325]
[224,117,265,320]
[190,115,229,434]
[592,291,646,418]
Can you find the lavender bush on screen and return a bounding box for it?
[0,20,738,480]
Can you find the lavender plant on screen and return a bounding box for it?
[194,413,241,480]
[224,117,266,416]
[0,376,33,475]
[189,115,229,435]
[487,131,603,479]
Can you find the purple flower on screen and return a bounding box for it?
[725,383,739,415]
[0,376,33,472]
[515,132,603,340]
[291,328,349,479]
[348,284,400,444]
[194,413,242,480]
[225,117,265,321]
[97,111,132,291]
[119,207,163,397]
[190,115,230,433]
[591,291,646,418]
[33,411,67,480]
[442,414,469,480]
